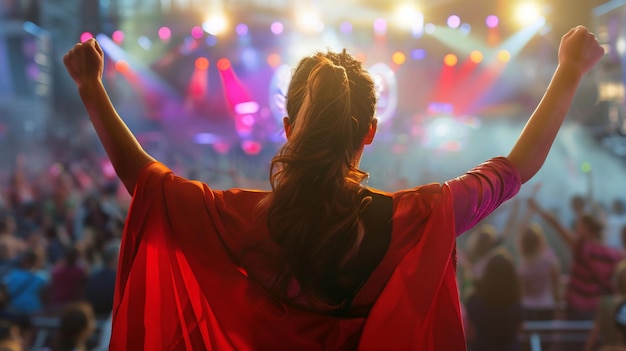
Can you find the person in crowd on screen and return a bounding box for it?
[585,259,626,351]
[63,25,604,349]
[85,240,118,317]
[529,198,624,320]
[465,249,523,351]
[47,247,88,313]
[45,302,96,351]
[517,220,562,320]
[0,214,26,264]
[605,199,626,250]
[2,250,47,316]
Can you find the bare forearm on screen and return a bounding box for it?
[78,81,154,194]
[507,64,584,183]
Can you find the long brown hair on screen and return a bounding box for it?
[263,50,376,304]
[475,249,521,306]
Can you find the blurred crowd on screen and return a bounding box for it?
[0,154,128,351]
[1,151,626,351]
[459,185,626,351]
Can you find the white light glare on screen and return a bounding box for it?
[516,3,544,26]
[203,14,228,36]
[394,4,423,29]
[298,11,324,33]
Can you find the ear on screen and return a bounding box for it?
[363,118,377,145]
[283,116,292,139]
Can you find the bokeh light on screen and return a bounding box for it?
[80,32,93,42]
[392,52,406,65]
[497,50,511,63]
[115,60,130,72]
[191,26,204,39]
[447,15,461,29]
[158,26,171,41]
[340,21,353,35]
[411,48,426,60]
[203,14,228,36]
[267,53,281,67]
[270,21,284,35]
[235,23,249,36]
[470,50,483,64]
[486,15,499,28]
[374,18,387,35]
[217,58,231,71]
[444,54,458,67]
[112,30,124,43]
[195,57,209,70]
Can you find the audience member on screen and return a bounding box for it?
[85,241,118,317]
[47,247,88,313]
[518,221,562,320]
[465,249,523,351]
[2,250,47,316]
[585,260,626,351]
[529,198,624,320]
[45,302,95,351]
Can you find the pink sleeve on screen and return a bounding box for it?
[446,157,521,236]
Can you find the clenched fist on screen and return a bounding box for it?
[63,38,105,88]
[558,25,605,76]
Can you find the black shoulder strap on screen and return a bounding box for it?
[336,189,393,316]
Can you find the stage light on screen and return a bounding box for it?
[486,15,499,28]
[424,23,436,34]
[206,35,217,47]
[203,14,227,36]
[617,38,626,55]
[217,58,231,71]
[368,63,398,124]
[340,21,352,35]
[80,32,93,42]
[269,64,292,123]
[373,18,387,35]
[112,30,124,43]
[195,57,209,70]
[270,21,284,35]
[470,50,483,64]
[115,60,130,72]
[497,49,511,63]
[138,36,152,50]
[444,54,458,67]
[191,26,204,39]
[447,15,461,29]
[392,52,406,65]
[158,26,171,41]
[267,54,281,68]
[234,101,260,115]
[411,49,426,60]
[516,3,543,26]
[236,23,249,36]
[241,140,262,155]
[297,10,324,33]
[394,4,423,32]
[459,23,471,35]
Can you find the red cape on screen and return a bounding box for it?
[110,162,466,350]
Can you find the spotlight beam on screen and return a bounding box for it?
[96,34,181,101]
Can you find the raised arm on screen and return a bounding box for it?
[63,39,154,195]
[506,26,604,183]
[527,198,576,250]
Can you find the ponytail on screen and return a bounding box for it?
[260,52,376,306]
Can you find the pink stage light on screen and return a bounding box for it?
[191,26,204,39]
[112,30,124,43]
[80,32,94,42]
[158,26,172,41]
